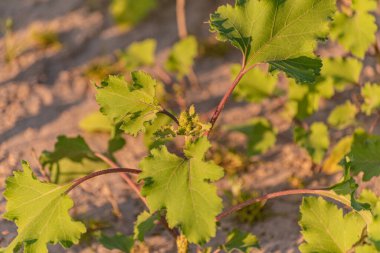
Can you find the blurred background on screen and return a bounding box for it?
[1,0,380,252]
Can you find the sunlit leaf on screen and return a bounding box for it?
[361,83,380,116]
[139,137,224,243]
[299,197,365,253]
[40,136,108,183]
[232,64,278,103]
[96,71,162,136]
[294,122,330,164]
[165,36,198,78]
[1,161,86,253]
[327,101,358,129]
[110,0,156,27]
[210,0,335,83]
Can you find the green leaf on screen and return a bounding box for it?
[368,218,380,248]
[327,101,358,129]
[315,78,335,99]
[352,0,377,13]
[358,191,380,249]
[99,233,134,252]
[231,117,277,156]
[361,83,380,116]
[133,211,159,241]
[108,123,126,155]
[139,137,224,244]
[358,190,380,216]
[323,136,353,173]
[294,70,361,128]
[285,79,321,119]
[210,0,335,83]
[96,71,162,136]
[110,0,156,27]
[355,245,379,253]
[79,111,113,133]
[330,158,372,211]
[330,0,377,58]
[165,36,198,78]
[232,64,278,103]
[330,176,357,197]
[2,161,86,253]
[269,57,322,84]
[39,135,108,183]
[143,113,173,149]
[120,39,157,69]
[329,168,370,212]
[79,112,126,156]
[347,131,380,181]
[299,197,365,253]
[294,122,330,164]
[223,229,259,252]
[319,57,363,92]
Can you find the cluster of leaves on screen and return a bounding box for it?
[224,0,380,173]
[299,130,380,252]
[2,0,380,252]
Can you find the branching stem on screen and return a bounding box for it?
[95,153,148,206]
[207,64,256,135]
[216,189,351,221]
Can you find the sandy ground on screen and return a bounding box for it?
[1,0,380,252]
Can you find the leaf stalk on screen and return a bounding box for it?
[207,64,256,135]
[216,189,352,221]
[158,109,180,125]
[65,168,141,194]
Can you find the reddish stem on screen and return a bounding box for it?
[176,0,188,39]
[216,189,351,221]
[95,153,148,207]
[207,65,255,135]
[95,153,179,238]
[154,66,172,85]
[65,168,141,194]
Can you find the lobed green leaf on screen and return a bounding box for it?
[294,122,330,164]
[99,233,134,252]
[1,161,86,253]
[40,135,108,183]
[210,0,335,83]
[139,137,224,244]
[361,83,380,116]
[330,0,377,58]
[165,36,198,78]
[299,197,365,253]
[120,39,157,69]
[96,71,162,136]
[347,131,380,181]
[327,101,358,129]
[231,117,277,156]
[223,229,259,252]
